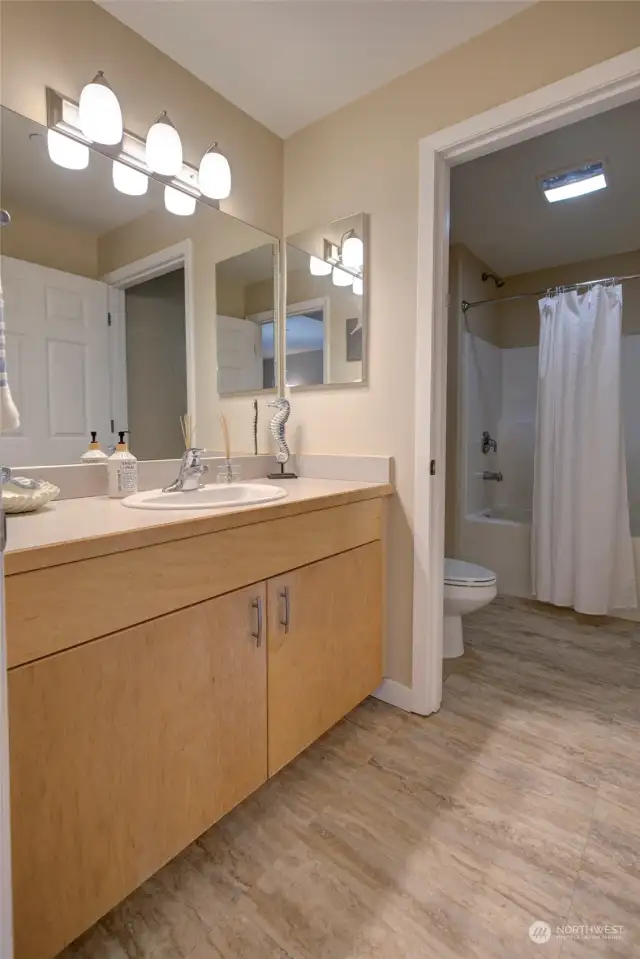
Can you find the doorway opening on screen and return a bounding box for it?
[412,48,640,716]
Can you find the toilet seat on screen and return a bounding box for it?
[445,558,496,587]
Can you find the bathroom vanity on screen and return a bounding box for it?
[4,479,391,959]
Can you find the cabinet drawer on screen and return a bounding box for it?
[7,498,382,667]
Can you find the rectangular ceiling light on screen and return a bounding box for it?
[541,161,607,203]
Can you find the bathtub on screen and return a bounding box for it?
[460,506,640,621]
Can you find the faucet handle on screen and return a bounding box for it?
[183,448,208,472]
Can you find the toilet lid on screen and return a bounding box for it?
[445,558,496,586]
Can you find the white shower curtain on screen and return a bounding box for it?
[532,283,637,614]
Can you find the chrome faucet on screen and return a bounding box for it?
[482,470,503,482]
[163,448,209,492]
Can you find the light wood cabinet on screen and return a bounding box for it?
[8,584,268,959]
[267,542,384,774]
[6,496,389,959]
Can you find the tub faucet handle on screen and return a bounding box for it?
[482,431,498,454]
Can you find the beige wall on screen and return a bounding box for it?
[283,2,640,686]
[498,248,640,347]
[0,0,282,238]
[0,203,99,277]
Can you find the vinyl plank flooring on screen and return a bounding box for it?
[59,598,640,959]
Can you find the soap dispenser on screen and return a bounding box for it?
[107,431,138,498]
[81,431,109,464]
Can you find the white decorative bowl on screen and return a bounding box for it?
[2,479,60,513]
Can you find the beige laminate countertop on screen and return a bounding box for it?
[5,478,393,575]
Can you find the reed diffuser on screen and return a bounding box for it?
[217,414,240,484]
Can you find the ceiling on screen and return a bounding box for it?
[451,97,640,277]
[98,0,529,137]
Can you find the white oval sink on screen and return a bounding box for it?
[122,483,288,511]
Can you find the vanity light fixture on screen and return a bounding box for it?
[541,161,607,203]
[46,128,90,170]
[164,184,196,216]
[340,230,364,271]
[309,255,332,276]
[332,266,353,287]
[112,159,148,196]
[145,112,183,177]
[198,143,231,200]
[78,71,123,145]
[46,86,230,213]
[352,276,364,296]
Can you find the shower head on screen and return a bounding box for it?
[482,271,505,289]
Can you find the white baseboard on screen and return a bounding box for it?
[372,678,414,713]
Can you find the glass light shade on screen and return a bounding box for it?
[47,129,89,170]
[309,255,332,276]
[352,276,364,296]
[112,160,148,196]
[78,72,123,145]
[198,144,231,199]
[332,266,352,287]
[164,185,195,216]
[341,233,364,270]
[146,113,183,176]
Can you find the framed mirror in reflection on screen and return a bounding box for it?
[285,213,367,389]
[0,106,279,467]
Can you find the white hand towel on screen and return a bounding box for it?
[0,281,20,434]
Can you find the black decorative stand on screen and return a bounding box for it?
[268,462,298,480]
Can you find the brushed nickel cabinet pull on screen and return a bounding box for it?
[251,596,263,647]
[279,586,290,633]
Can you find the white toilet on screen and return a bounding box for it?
[443,559,497,658]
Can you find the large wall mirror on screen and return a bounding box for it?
[285,213,367,389]
[0,106,280,466]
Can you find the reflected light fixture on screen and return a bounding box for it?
[332,266,352,287]
[112,160,148,196]
[309,255,332,276]
[352,276,363,296]
[78,71,123,145]
[164,184,196,216]
[46,129,89,170]
[146,112,183,176]
[541,161,607,203]
[341,231,364,270]
[198,143,231,199]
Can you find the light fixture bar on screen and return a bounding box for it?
[322,238,362,279]
[45,87,213,205]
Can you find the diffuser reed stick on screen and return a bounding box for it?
[180,413,195,449]
[219,413,233,482]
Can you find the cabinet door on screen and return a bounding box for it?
[267,542,383,775]
[8,584,267,959]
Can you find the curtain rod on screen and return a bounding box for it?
[461,272,640,313]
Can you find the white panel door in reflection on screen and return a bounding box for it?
[0,256,111,466]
